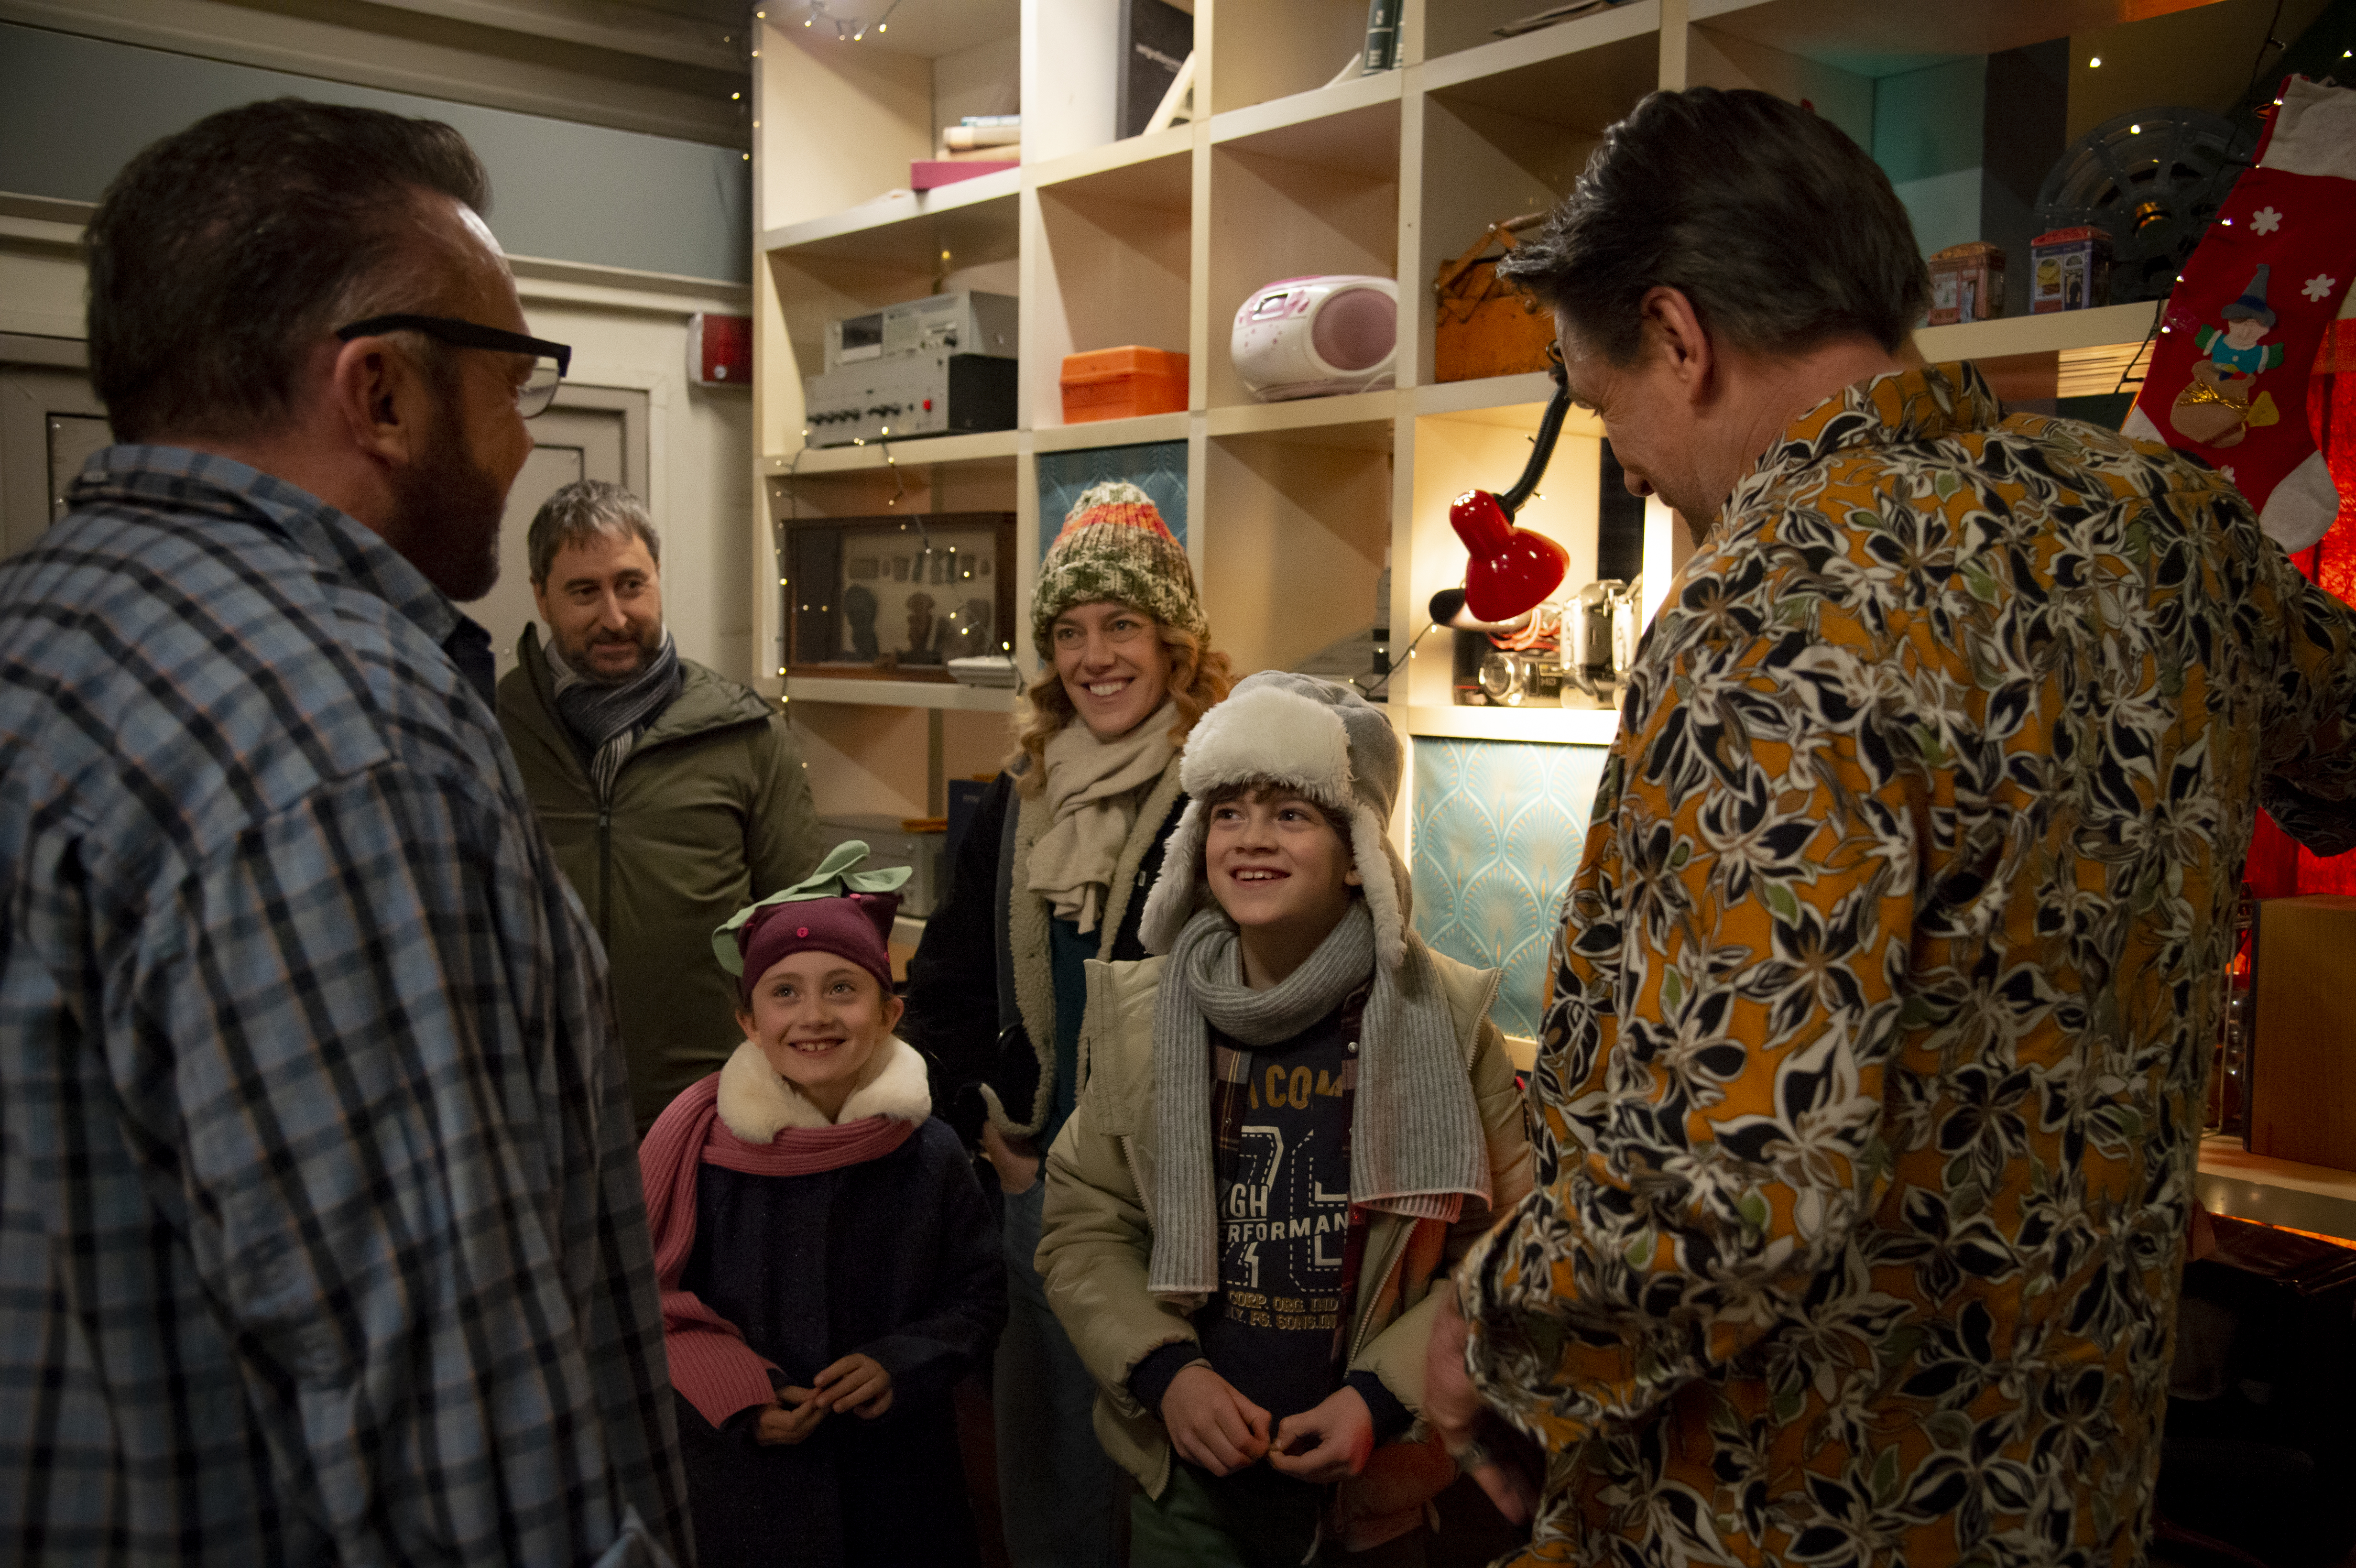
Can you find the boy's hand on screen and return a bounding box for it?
[1160,1363,1271,1475]
[754,1385,826,1446]
[1269,1385,1374,1483]
[814,1353,894,1419]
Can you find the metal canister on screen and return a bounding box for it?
[1928,241,2006,325]
[2029,227,2111,314]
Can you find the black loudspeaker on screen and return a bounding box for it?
[1117,0,1192,139]
[1598,441,1646,584]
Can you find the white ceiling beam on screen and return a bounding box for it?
[356,0,745,74]
[1,0,746,145]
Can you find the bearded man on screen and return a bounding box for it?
[0,99,689,1563]
[498,479,823,1135]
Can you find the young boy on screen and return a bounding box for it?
[640,844,1005,1568]
[1037,673,1533,1566]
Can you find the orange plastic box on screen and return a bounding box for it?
[1060,347,1189,424]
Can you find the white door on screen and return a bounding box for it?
[470,398,631,682]
[0,361,113,558]
[2,358,645,690]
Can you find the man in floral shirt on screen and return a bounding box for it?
[1422,87,2356,1565]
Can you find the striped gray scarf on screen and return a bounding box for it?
[1147,899,1489,1299]
[545,628,682,802]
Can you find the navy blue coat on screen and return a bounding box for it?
[674,1118,1003,1568]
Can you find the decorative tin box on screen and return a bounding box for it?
[1928,241,2006,326]
[2029,227,2112,314]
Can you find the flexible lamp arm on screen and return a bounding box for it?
[1496,358,1571,519]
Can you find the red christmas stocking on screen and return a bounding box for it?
[2126,75,2356,552]
[2281,315,2356,894]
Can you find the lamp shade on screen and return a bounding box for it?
[1450,488,1568,622]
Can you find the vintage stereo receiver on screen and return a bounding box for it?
[803,354,1018,446]
[824,291,1017,371]
[808,289,1019,446]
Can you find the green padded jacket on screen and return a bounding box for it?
[498,623,824,1135]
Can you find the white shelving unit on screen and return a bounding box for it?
[750,0,2208,799]
[2197,1137,2356,1243]
[783,676,1019,713]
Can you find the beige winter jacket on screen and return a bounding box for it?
[1036,945,1533,1500]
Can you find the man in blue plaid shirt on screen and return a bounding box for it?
[0,101,690,1563]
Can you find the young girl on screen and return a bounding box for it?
[640,844,1005,1568]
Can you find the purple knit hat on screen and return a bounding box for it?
[734,893,897,1004]
[712,842,912,1005]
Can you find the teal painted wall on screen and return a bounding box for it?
[1875,56,1988,260]
[0,22,749,283]
[1036,441,1188,557]
[1411,738,1608,1041]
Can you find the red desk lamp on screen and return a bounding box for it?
[1450,355,1572,621]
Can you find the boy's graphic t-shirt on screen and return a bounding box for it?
[1195,988,1367,1424]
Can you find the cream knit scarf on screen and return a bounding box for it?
[1147,901,1490,1300]
[1026,702,1178,934]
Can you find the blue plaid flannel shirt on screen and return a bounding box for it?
[0,448,690,1565]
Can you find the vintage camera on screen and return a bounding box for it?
[1476,646,1564,707]
[1564,577,1642,702]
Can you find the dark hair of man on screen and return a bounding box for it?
[1499,87,1930,365]
[527,480,663,586]
[86,98,492,444]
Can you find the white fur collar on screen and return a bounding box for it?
[716,1034,932,1142]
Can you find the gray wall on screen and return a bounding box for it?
[0,22,748,283]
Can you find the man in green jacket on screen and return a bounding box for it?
[499,480,824,1134]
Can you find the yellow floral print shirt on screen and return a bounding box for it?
[1460,364,2356,1567]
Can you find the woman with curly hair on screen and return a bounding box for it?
[902,480,1233,1566]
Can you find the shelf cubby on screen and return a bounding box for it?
[1207,0,1376,118]
[1200,422,1393,679]
[785,699,1017,822]
[763,211,1021,448]
[1204,97,1401,410]
[1423,1,1663,104]
[1404,396,1606,710]
[1026,142,1194,429]
[1686,0,2137,68]
[757,169,1021,259]
[1414,9,1658,390]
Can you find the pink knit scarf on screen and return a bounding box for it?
[639,1073,917,1426]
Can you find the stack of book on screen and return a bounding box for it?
[913,116,1019,190]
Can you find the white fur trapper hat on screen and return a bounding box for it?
[1139,671,1413,969]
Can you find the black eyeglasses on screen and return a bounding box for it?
[335,314,572,417]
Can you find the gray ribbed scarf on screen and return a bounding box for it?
[1148,900,1489,1299]
[546,629,682,802]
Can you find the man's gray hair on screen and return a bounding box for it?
[1499,87,1930,365]
[527,480,661,585]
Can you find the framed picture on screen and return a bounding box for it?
[783,512,1016,681]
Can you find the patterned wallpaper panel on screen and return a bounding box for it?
[1036,440,1188,558]
[1411,737,1609,1041]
